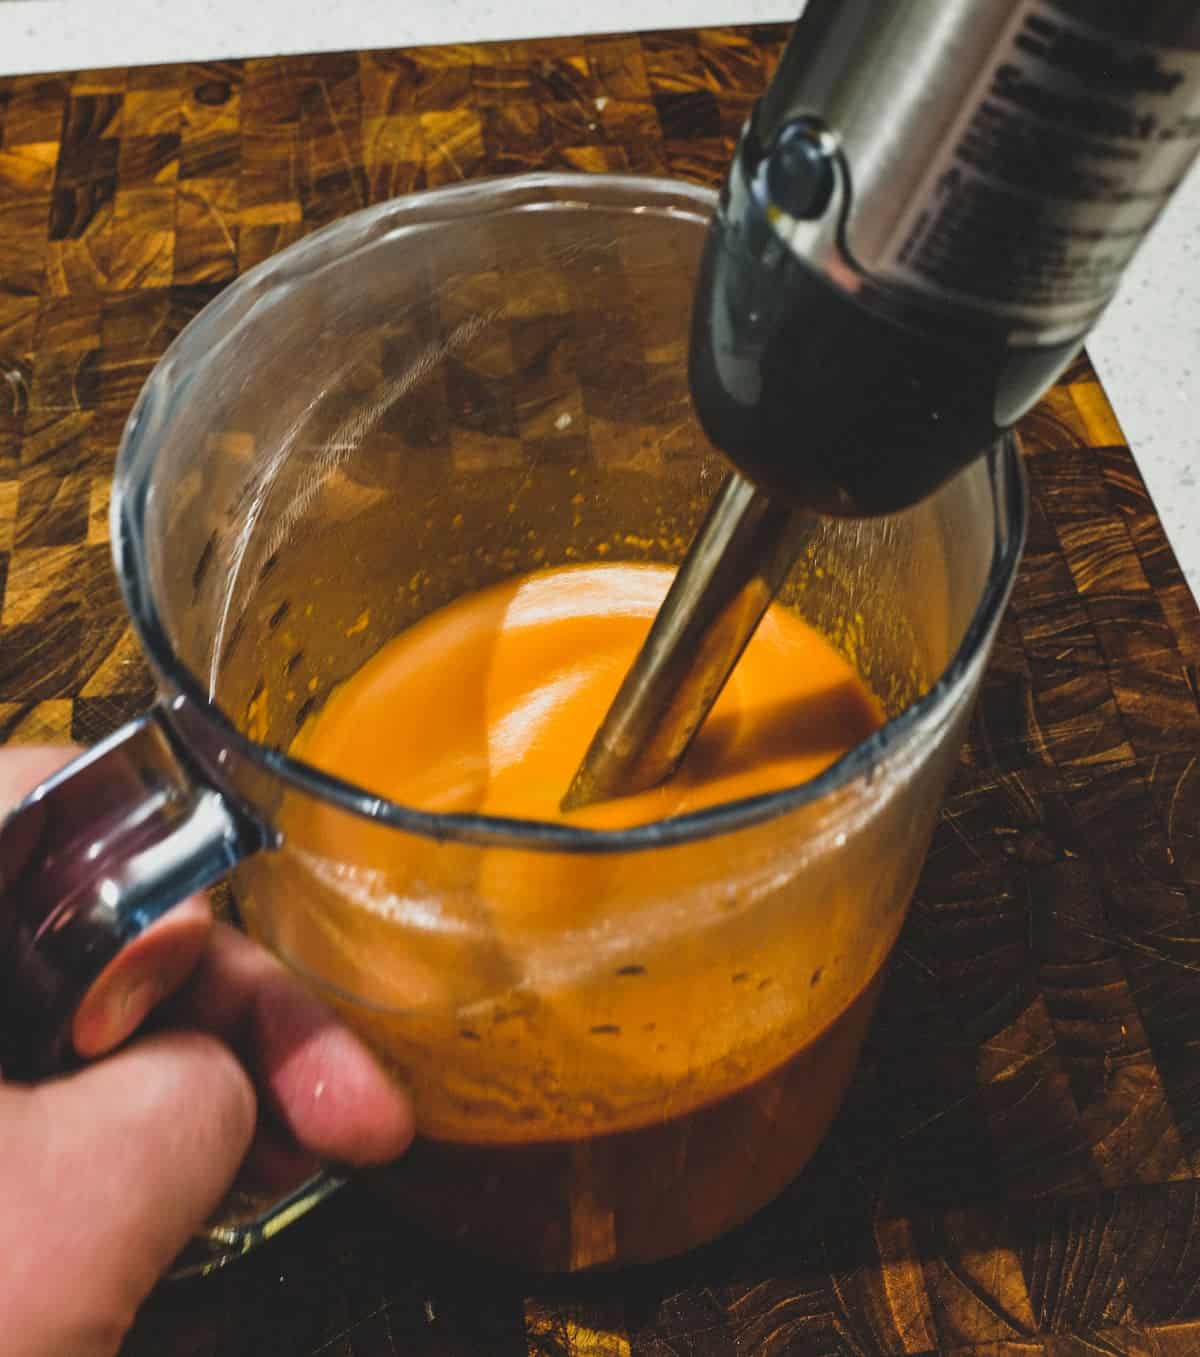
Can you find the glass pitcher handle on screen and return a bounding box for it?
[0,709,269,1079]
[0,707,345,1276]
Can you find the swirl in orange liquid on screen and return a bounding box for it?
[295,562,881,826]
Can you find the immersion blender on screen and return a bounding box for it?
[564,0,1200,810]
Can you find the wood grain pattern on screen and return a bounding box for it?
[2,23,1199,1357]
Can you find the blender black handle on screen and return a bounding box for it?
[0,709,268,1082]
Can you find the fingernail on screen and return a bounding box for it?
[107,976,164,1046]
[73,956,174,1057]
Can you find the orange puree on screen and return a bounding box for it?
[243,563,890,1269]
[293,562,882,827]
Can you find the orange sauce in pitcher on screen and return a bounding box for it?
[294,562,881,827]
[256,563,888,1268]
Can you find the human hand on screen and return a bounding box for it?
[0,748,414,1357]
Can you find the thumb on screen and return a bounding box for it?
[1,1030,256,1357]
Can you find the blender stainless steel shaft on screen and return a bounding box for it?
[562,477,814,811]
[566,0,1200,810]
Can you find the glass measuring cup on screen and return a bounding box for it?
[0,174,1026,1272]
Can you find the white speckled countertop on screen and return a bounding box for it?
[2,0,1197,598]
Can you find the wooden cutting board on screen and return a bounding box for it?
[3,24,1200,1357]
